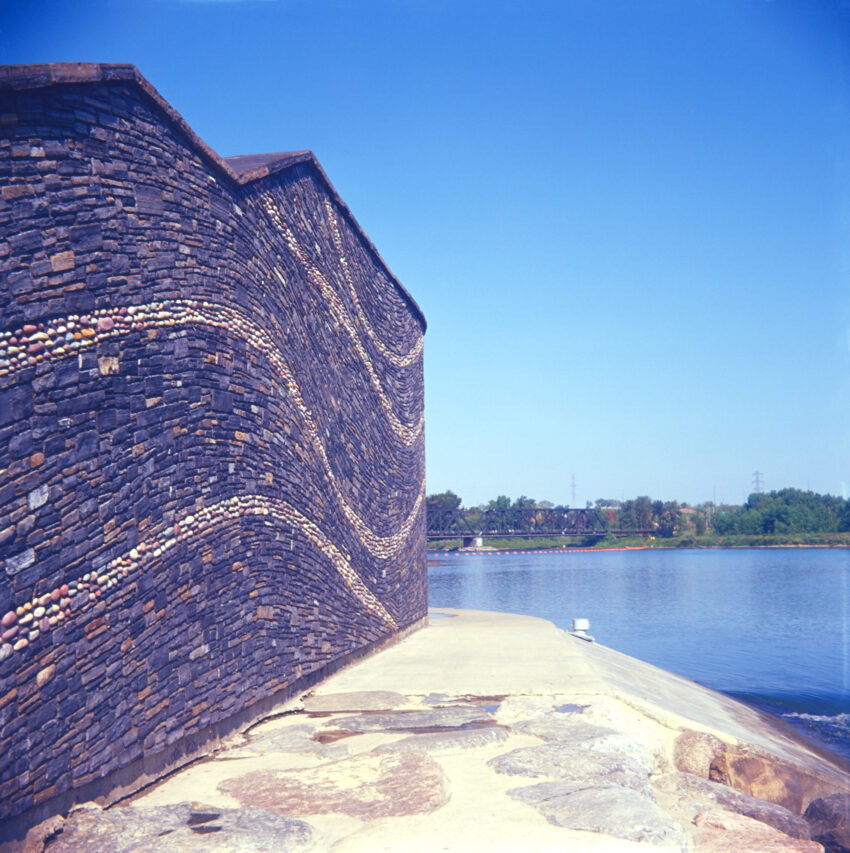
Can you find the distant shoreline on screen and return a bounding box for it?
[428,537,850,556]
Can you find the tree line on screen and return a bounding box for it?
[711,489,850,535]
[427,488,850,538]
[426,491,684,536]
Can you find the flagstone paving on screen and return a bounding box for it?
[17,609,850,852]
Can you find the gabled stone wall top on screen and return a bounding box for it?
[0,62,426,331]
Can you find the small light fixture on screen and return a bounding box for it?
[570,618,594,643]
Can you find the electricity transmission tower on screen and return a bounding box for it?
[752,471,764,494]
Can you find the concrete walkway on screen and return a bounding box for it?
[31,610,850,851]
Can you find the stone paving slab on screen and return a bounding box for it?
[325,705,493,734]
[43,802,313,853]
[17,609,850,852]
[488,740,654,789]
[218,749,450,820]
[509,783,689,848]
[373,725,509,754]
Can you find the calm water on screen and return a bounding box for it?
[428,547,850,760]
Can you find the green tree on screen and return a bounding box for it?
[633,496,653,530]
[427,490,462,512]
[487,495,512,511]
[512,495,537,509]
[712,489,850,536]
[656,501,681,537]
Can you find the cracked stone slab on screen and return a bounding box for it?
[246,723,348,757]
[509,716,656,774]
[424,692,452,705]
[510,715,614,742]
[325,706,493,734]
[218,748,449,819]
[302,691,408,713]
[508,782,687,848]
[512,716,653,763]
[489,744,655,797]
[496,745,656,798]
[488,737,655,788]
[373,724,509,754]
[45,801,313,852]
[654,772,812,840]
[695,808,824,852]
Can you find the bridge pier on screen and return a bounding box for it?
[462,536,484,548]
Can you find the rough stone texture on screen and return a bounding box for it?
[674,729,727,777]
[43,801,313,852]
[490,719,655,781]
[373,724,509,753]
[803,794,850,853]
[20,813,64,852]
[301,690,408,713]
[488,741,655,796]
[218,749,449,819]
[0,63,426,826]
[508,782,687,848]
[695,808,825,853]
[654,772,813,840]
[325,706,493,734]
[241,723,347,758]
[510,715,653,766]
[710,748,843,815]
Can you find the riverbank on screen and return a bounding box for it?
[429,531,850,553]
[21,609,850,852]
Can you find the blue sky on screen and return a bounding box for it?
[2,0,849,506]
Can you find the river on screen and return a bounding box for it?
[428,546,850,761]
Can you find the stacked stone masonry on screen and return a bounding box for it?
[0,64,427,826]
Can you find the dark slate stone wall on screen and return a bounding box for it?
[0,68,426,825]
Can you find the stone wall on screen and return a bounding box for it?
[0,64,426,828]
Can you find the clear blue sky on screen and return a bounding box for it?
[3,0,849,507]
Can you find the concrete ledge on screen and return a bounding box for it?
[10,610,849,852]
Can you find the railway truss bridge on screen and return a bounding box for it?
[426,507,653,542]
